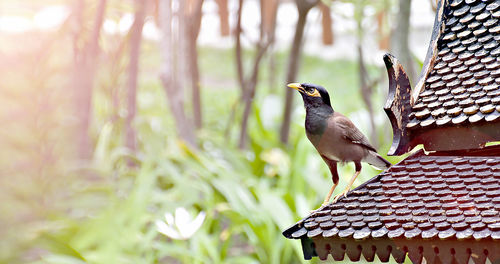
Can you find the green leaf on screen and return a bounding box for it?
[259,192,293,230]
[36,233,86,261]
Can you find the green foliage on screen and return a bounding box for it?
[1,34,401,264]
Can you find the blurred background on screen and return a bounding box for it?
[0,0,435,263]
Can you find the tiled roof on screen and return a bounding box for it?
[408,0,500,129]
[283,150,500,241]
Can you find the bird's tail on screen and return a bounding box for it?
[363,151,391,170]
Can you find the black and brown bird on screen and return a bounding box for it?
[288,82,391,205]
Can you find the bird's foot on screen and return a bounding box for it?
[310,203,328,214]
[309,207,322,215]
[332,189,349,203]
[307,199,332,215]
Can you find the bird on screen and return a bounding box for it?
[287,82,391,206]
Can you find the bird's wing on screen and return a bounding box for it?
[334,114,377,152]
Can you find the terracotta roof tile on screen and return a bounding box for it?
[283,150,500,241]
[409,0,500,129]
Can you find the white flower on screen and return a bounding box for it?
[156,207,206,240]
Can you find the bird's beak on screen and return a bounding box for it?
[287,83,304,93]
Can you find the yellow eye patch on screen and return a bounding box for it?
[306,89,321,97]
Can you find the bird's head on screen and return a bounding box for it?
[287,82,332,109]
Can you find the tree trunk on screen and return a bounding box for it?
[185,0,204,129]
[159,0,196,147]
[88,0,107,58]
[223,0,243,138]
[354,3,378,147]
[215,0,229,36]
[318,2,333,45]
[357,44,378,147]
[238,43,269,149]
[235,0,274,149]
[261,0,279,35]
[125,0,146,153]
[73,0,107,159]
[391,0,415,84]
[376,10,390,50]
[264,0,280,92]
[235,0,250,149]
[239,90,252,149]
[235,0,245,92]
[280,0,318,145]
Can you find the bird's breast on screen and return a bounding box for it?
[304,110,329,135]
[306,130,323,147]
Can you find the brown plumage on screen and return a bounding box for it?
[288,82,391,205]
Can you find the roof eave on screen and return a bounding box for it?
[309,236,500,264]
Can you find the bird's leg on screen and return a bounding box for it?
[332,171,360,203]
[320,156,339,206]
[322,182,338,206]
[333,161,362,203]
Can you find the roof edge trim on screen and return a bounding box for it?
[383,53,413,156]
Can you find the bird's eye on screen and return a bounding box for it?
[306,88,314,93]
